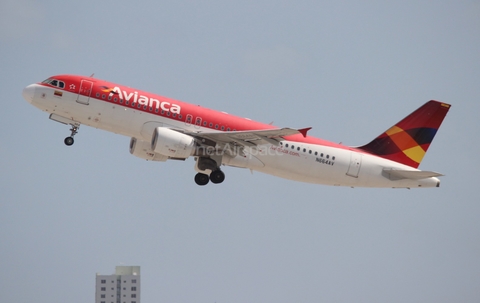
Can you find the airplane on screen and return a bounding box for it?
[22,75,451,188]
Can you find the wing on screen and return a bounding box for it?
[185,127,311,148]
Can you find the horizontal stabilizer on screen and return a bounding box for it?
[383,169,443,180]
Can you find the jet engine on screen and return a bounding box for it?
[129,137,168,161]
[151,127,196,159]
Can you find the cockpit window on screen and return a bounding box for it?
[42,78,65,89]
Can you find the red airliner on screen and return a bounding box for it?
[23,75,451,187]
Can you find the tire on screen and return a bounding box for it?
[194,173,210,186]
[64,137,74,146]
[210,170,225,184]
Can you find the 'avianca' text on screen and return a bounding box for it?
[111,87,181,114]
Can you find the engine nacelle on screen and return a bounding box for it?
[129,138,168,161]
[151,127,196,159]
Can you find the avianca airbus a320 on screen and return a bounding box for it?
[22,75,451,188]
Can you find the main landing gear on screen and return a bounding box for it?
[64,124,80,146]
[194,170,225,186]
[194,157,225,186]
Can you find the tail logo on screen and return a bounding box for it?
[382,125,437,165]
[359,101,450,168]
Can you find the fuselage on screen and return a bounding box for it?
[22,74,441,188]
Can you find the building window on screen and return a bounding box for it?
[131,294,136,298]
[132,279,136,283]
[101,295,105,298]
[101,280,106,284]
[131,287,136,291]
[101,287,106,291]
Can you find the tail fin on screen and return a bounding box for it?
[358,100,451,168]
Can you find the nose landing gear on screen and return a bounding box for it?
[64,123,80,146]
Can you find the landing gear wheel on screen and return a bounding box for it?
[210,170,225,184]
[194,173,210,186]
[64,136,74,146]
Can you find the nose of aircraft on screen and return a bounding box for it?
[22,84,36,103]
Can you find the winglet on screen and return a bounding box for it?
[298,127,312,138]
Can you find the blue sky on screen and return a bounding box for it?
[1,1,479,302]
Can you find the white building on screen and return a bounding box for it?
[95,266,141,303]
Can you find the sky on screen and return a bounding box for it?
[1,0,479,302]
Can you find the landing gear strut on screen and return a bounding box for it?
[64,124,80,146]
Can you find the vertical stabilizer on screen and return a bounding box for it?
[359,100,451,168]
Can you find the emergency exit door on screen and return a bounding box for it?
[77,80,93,105]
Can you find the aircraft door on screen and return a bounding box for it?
[77,80,93,105]
[346,152,362,178]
